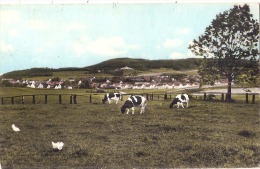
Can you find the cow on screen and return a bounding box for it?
[169,94,189,109]
[102,93,122,104]
[121,95,147,114]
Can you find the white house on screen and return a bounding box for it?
[38,83,44,89]
[55,84,62,89]
[30,84,36,88]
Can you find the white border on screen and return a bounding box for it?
[0,0,259,4]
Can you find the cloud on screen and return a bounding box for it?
[71,42,86,56]
[0,10,21,25]
[163,38,183,48]
[71,36,139,57]
[87,37,127,56]
[175,28,191,35]
[8,29,19,38]
[169,52,186,59]
[169,50,200,60]
[0,40,13,52]
[65,22,87,31]
[34,47,44,53]
[28,20,50,30]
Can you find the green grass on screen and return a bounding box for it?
[0,97,259,168]
[139,68,198,76]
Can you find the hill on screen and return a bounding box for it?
[86,57,201,73]
[1,58,202,79]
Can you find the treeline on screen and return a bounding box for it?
[86,58,202,73]
[2,68,53,79]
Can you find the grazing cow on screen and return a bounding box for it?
[121,95,147,114]
[169,94,189,109]
[102,93,122,104]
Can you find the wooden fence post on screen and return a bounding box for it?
[73,95,77,104]
[252,94,255,104]
[225,94,228,102]
[59,95,62,104]
[45,95,48,104]
[32,95,35,104]
[1,98,3,105]
[70,95,72,104]
[158,95,159,100]
[11,97,14,104]
[221,93,224,101]
[146,93,149,100]
[89,95,92,103]
[246,93,249,103]
[22,96,25,104]
[164,94,167,100]
[204,92,207,101]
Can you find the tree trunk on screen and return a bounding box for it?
[227,76,232,102]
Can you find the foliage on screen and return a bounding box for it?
[189,4,259,99]
[79,80,92,89]
[2,68,53,79]
[86,58,202,73]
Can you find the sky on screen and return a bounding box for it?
[0,0,259,75]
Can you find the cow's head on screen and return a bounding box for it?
[121,100,132,113]
[169,98,180,109]
[102,95,108,104]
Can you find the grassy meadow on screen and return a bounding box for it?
[0,87,259,168]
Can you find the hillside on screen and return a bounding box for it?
[86,57,201,72]
[1,58,201,79]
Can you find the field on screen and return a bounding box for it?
[0,88,260,168]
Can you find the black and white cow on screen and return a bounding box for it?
[121,95,147,114]
[102,93,122,104]
[169,94,189,109]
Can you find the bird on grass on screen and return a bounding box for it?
[52,142,64,150]
[11,124,20,132]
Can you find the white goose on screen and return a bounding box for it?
[52,142,64,150]
[11,124,20,132]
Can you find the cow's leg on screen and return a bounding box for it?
[177,102,179,108]
[116,99,118,104]
[108,99,111,104]
[132,107,135,114]
[126,109,129,114]
[186,101,189,108]
[181,102,184,108]
[140,104,146,114]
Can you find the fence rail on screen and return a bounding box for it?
[0,92,258,105]
[192,92,259,104]
[0,93,171,105]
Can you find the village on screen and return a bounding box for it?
[1,68,229,90]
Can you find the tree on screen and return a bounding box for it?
[189,4,259,101]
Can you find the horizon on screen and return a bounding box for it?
[0,1,259,75]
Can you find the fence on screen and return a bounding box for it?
[192,92,259,104]
[0,92,258,105]
[0,93,172,105]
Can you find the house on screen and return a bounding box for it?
[30,83,36,88]
[37,83,44,89]
[55,84,62,89]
